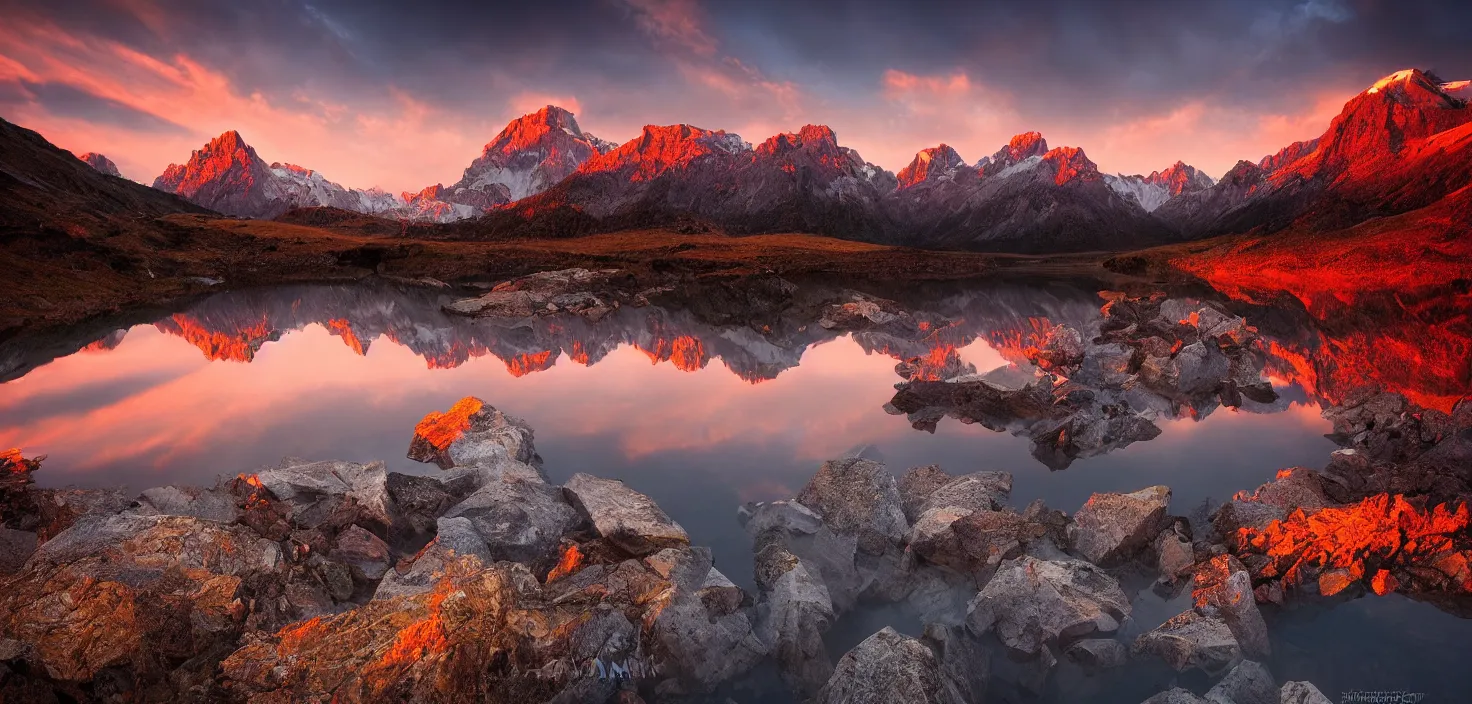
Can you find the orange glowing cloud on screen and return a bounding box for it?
[0,12,490,191]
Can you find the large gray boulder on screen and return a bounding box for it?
[130,485,240,523]
[741,500,863,611]
[1070,486,1171,566]
[255,458,392,529]
[966,556,1130,655]
[644,547,767,692]
[563,473,688,557]
[1205,660,1277,704]
[914,472,1012,518]
[900,464,955,523]
[753,543,837,695]
[1132,611,1242,675]
[814,627,967,704]
[796,457,909,555]
[444,475,582,563]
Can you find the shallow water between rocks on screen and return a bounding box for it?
[1,276,1468,703]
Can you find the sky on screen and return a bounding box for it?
[2,0,1468,192]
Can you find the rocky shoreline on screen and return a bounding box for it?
[2,370,1468,703]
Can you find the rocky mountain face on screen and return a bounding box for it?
[1104,162,1215,212]
[896,144,966,189]
[0,117,204,231]
[134,68,1469,252]
[75,152,121,178]
[487,122,900,241]
[451,105,612,201]
[883,135,1177,252]
[151,131,411,220]
[1158,68,1472,236]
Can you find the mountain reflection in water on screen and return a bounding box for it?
[0,276,1468,702]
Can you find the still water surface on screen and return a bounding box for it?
[0,279,1466,702]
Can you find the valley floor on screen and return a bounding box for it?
[0,214,1116,335]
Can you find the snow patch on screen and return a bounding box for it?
[992,155,1042,180]
[1104,174,1171,212]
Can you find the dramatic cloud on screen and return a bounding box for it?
[1,0,1466,188]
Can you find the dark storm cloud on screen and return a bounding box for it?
[12,0,1469,121]
[5,0,1469,186]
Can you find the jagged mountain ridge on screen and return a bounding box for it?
[130,68,1472,251]
[1157,69,1472,236]
[76,152,122,178]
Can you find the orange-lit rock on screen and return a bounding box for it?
[1234,493,1472,597]
[407,397,542,470]
[546,543,584,583]
[408,397,485,468]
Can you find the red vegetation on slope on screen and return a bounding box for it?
[1235,493,1472,597]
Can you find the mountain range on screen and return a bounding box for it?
[21,68,1472,253]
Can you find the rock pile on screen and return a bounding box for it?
[887,294,1278,469]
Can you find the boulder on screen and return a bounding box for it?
[384,472,454,541]
[1132,611,1241,675]
[407,397,542,470]
[130,485,240,523]
[966,556,1130,655]
[254,458,392,530]
[910,508,1048,587]
[331,524,392,581]
[1211,500,1286,537]
[563,473,688,557]
[1279,681,1333,704]
[742,500,863,612]
[445,475,582,564]
[24,487,133,541]
[1205,660,1277,704]
[914,472,1012,517]
[752,544,836,694]
[923,624,989,704]
[796,457,909,555]
[1175,342,1230,395]
[900,464,954,522]
[1065,638,1130,671]
[1070,486,1171,566]
[0,514,283,685]
[814,627,966,704]
[643,547,766,692]
[1156,527,1197,582]
[374,516,492,600]
[1192,555,1271,658]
